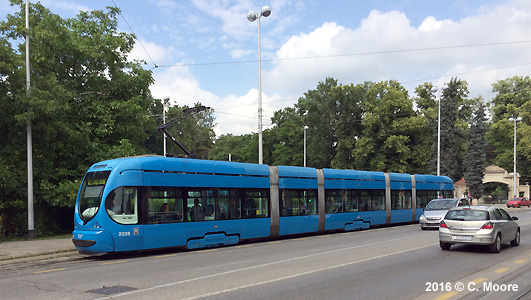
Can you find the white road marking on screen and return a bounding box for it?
[94,234,431,300]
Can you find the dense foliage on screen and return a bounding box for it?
[0,2,156,237]
[1,1,530,238]
[464,102,488,199]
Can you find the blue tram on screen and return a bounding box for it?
[72,156,453,254]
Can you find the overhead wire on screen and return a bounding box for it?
[110,0,159,69]
[102,3,529,130]
[401,62,531,84]
[155,40,531,68]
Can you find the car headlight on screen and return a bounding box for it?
[419,215,426,221]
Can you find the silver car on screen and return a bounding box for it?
[439,206,520,253]
[419,198,469,230]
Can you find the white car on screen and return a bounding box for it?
[439,206,520,253]
[419,198,469,230]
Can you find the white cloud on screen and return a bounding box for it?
[147,2,531,137]
[214,90,258,136]
[151,66,218,108]
[129,40,174,65]
[230,48,252,59]
[418,16,454,32]
[213,89,285,136]
[264,5,531,105]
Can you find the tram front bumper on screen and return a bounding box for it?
[72,229,114,254]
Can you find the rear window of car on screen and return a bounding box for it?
[445,210,489,221]
[425,200,457,210]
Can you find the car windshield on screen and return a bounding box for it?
[445,209,489,221]
[425,200,457,211]
[78,171,111,223]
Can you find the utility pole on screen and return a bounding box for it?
[26,0,35,239]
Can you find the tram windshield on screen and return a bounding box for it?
[78,171,111,223]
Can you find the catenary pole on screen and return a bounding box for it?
[26,0,35,239]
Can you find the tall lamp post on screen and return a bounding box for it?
[509,116,522,198]
[247,6,271,165]
[162,96,170,157]
[303,126,308,167]
[26,0,34,239]
[437,88,441,177]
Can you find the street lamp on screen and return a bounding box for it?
[25,0,34,239]
[303,126,309,167]
[437,88,441,177]
[508,116,522,198]
[247,5,271,165]
[163,96,170,157]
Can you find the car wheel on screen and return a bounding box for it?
[517,204,521,208]
[489,234,502,253]
[511,229,520,246]
[440,242,451,250]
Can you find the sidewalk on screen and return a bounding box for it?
[0,236,77,261]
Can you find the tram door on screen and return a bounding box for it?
[106,185,143,251]
[143,186,187,249]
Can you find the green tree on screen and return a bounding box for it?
[0,1,155,237]
[269,107,304,166]
[296,78,339,168]
[351,80,421,173]
[464,101,488,199]
[208,131,256,163]
[488,76,531,183]
[437,78,472,181]
[413,83,438,174]
[331,83,368,169]
[162,103,215,159]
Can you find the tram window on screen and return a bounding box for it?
[203,190,216,221]
[187,190,205,222]
[243,189,269,218]
[359,190,371,211]
[306,190,317,214]
[326,190,343,213]
[443,190,453,198]
[280,189,317,216]
[324,190,359,213]
[228,189,241,219]
[417,190,442,208]
[391,190,412,209]
[146,187,183,224]
[105,186,139,224]
[372,190,385,211]
[340,190,358,212]
[78,171,110,222]
[416,191,429,208]
[358,190,385,211]
[217,189,230,220]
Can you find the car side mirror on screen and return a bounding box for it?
[512,216,519,220]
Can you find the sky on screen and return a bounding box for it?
[2,0,531,137]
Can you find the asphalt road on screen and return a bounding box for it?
[1,209,531,300]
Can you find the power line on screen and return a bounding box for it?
[156,40,531,68]
[215,111,258,120]
[110,0,158,68]
[401,62,531,84]
[215,98,298,110]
